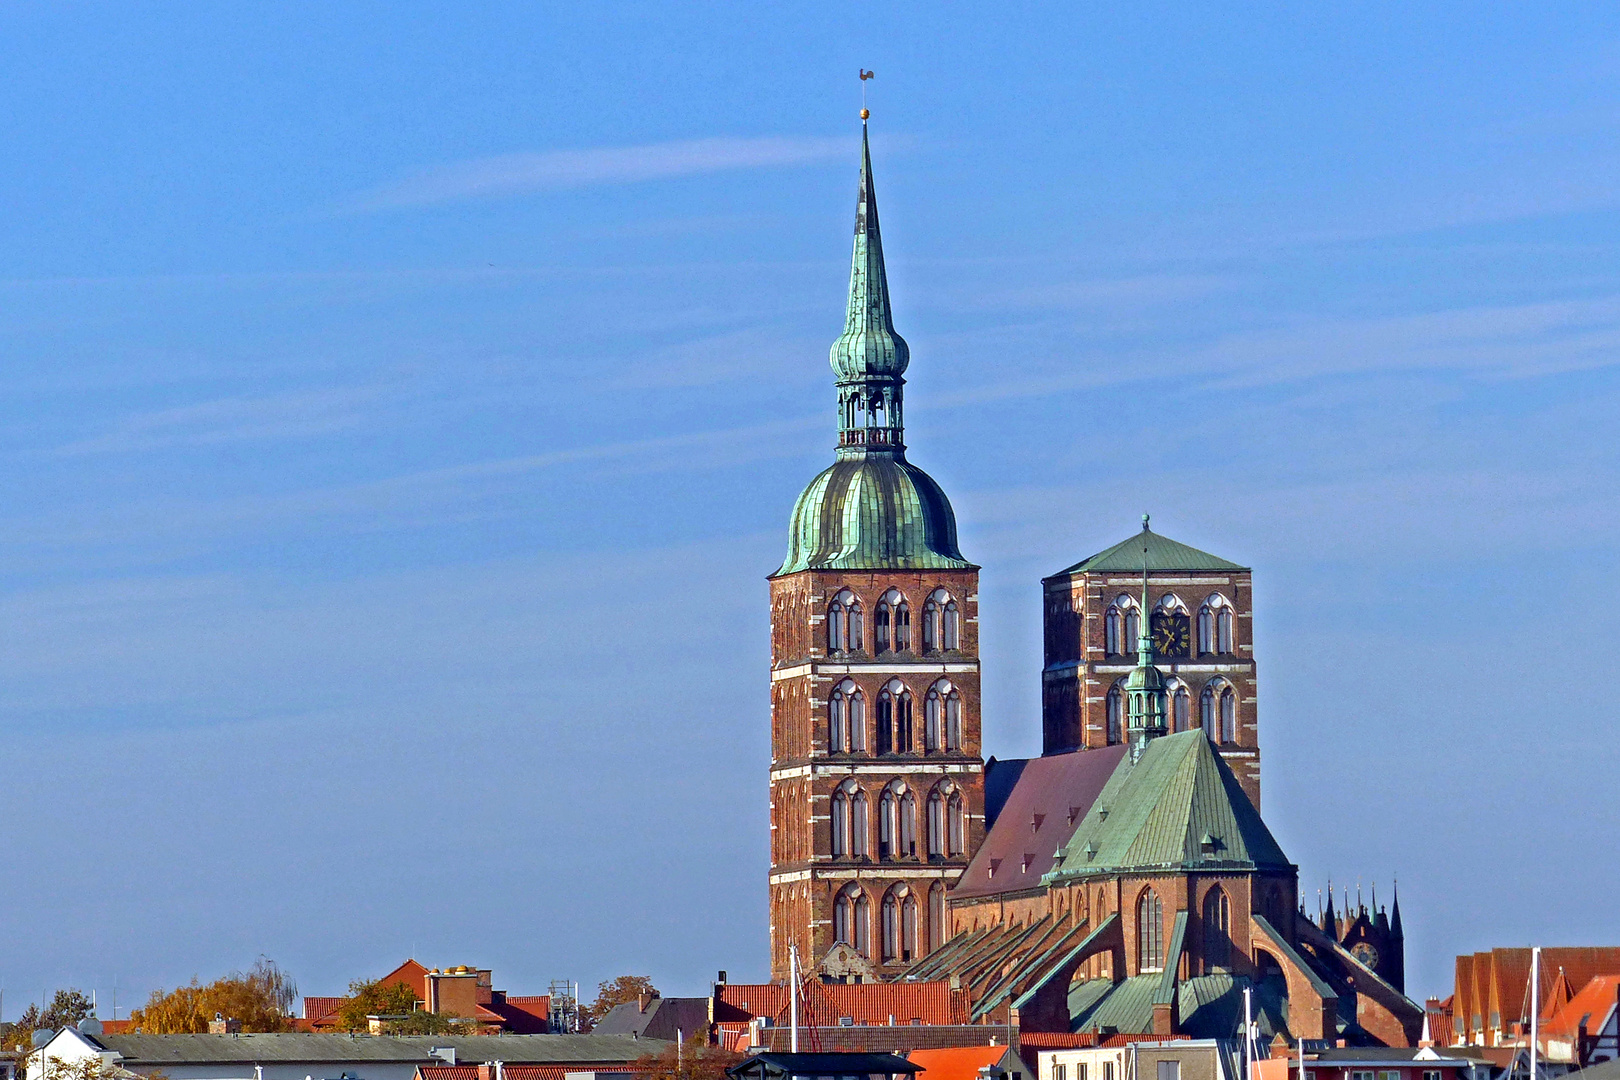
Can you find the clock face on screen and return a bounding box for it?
[1151,614,1191,659]
[1351,942,1380,969]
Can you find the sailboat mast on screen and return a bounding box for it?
[1529,946,1540,1080]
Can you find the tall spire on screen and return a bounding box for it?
[829,116,909,456]
[1391,877,1404,937]
[1125,514,1167,763]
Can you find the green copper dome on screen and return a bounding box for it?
[776,452,973,575]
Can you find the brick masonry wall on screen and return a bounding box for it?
[1041,570,1262,810]
[769,568,987,981]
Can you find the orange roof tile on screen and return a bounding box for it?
[303,996,346,1022]
[1544,975,1620,1041]
[907,1046,1013,1080]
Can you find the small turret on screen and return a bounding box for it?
[1124,515,1168,763]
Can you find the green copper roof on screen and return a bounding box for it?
[829,123,908,382]
[1050,526,1247,577]
[775,452,974,575]
[1045,730,1292,881]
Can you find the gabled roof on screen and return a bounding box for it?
[1544,974,1620,1041]
[1047,730,1292,880]
[953,745,1128,899]
[1048,528,1246,578]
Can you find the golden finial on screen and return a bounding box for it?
[859,69,874,119]
[860,108,870,120]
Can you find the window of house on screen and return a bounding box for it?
[1104,1062,1115,1080]
[1350,1071,1375,1080]
[1054,1065,1067,1080]
[1158,1063,1181,1080]
[1423,1071,1441,1080]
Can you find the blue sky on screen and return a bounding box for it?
[3,2,1619,1014]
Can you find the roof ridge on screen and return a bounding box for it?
[1048,528,1246,577]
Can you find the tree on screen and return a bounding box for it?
[382,1011,473,1036]
[3,989,97,1051]
[128,958,297,1034]
[584,976,658,1029]
[632,1042,743,1080]
[332,979,420,1033]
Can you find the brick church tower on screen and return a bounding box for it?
[767,119,985,982]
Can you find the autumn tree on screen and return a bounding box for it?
[584,976,658,1029]
[332,979,419,1033]
[128,958,297,1034]
[632,1041,742,1080]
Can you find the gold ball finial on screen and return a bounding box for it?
[860,108,870,120]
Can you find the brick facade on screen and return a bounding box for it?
[1041,568,1261,809]
[769,568,987,981]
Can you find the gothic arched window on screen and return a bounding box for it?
[1197,602,1214,655]
[1105,607,1121,654]
[926,789,944,858]
[831,789,849,856]
[929,883,947,952]
[850,789,869,857]
[884,680,913,753]
[1200,682,1217,740]
[1123,605,1140,652]
[1218,607,1234,654]
[848,600,864,652]
[876,688,893,755]
[879,788,897,859]
[1220,685,1236,743]
[1138,887,1165,972]
[947,791,965,855]
[922,594,940,653]
[945,688,962,751]
[828,594,846,652]
[1106,683,1125,745]
[1171,683,1191,733]
[925,687,942,751]
[830,680,864,753]
[836,885,870,954]
[943,599,959,650]
[875,594,893,653]
[881,891,900,961]
[898,788,917,857]
[1203,887,1232,970]
[894,599,912,652]
[901,891,919,962]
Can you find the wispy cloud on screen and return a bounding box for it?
[358,135,853,210]
[53,386,388,456]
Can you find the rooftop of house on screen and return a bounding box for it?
[713,981,969,1027]
[905,1045,1020,1080]
[68,1032,666,1066]
[593,995,712,1041]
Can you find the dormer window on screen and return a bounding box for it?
[988,858,1002,878]
[1031,813,1045,833]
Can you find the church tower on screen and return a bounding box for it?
[767,118,985,982]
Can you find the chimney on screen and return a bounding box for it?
[208,1015,242,1035]
[477,1066,496,1080]
[639,991,654,1013]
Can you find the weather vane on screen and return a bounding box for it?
[860,68,874,119]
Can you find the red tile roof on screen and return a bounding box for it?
[382,959,432,999]
[907,1046,1015,1080]
[1544,975,1620,1041]
[952,747,1128,900]
[303,996,346,1023]
[714,982,969,1027]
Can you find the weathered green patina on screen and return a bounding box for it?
[1044,729,1293,882]
[775,122,971,577]
[1054,527,1247,575]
